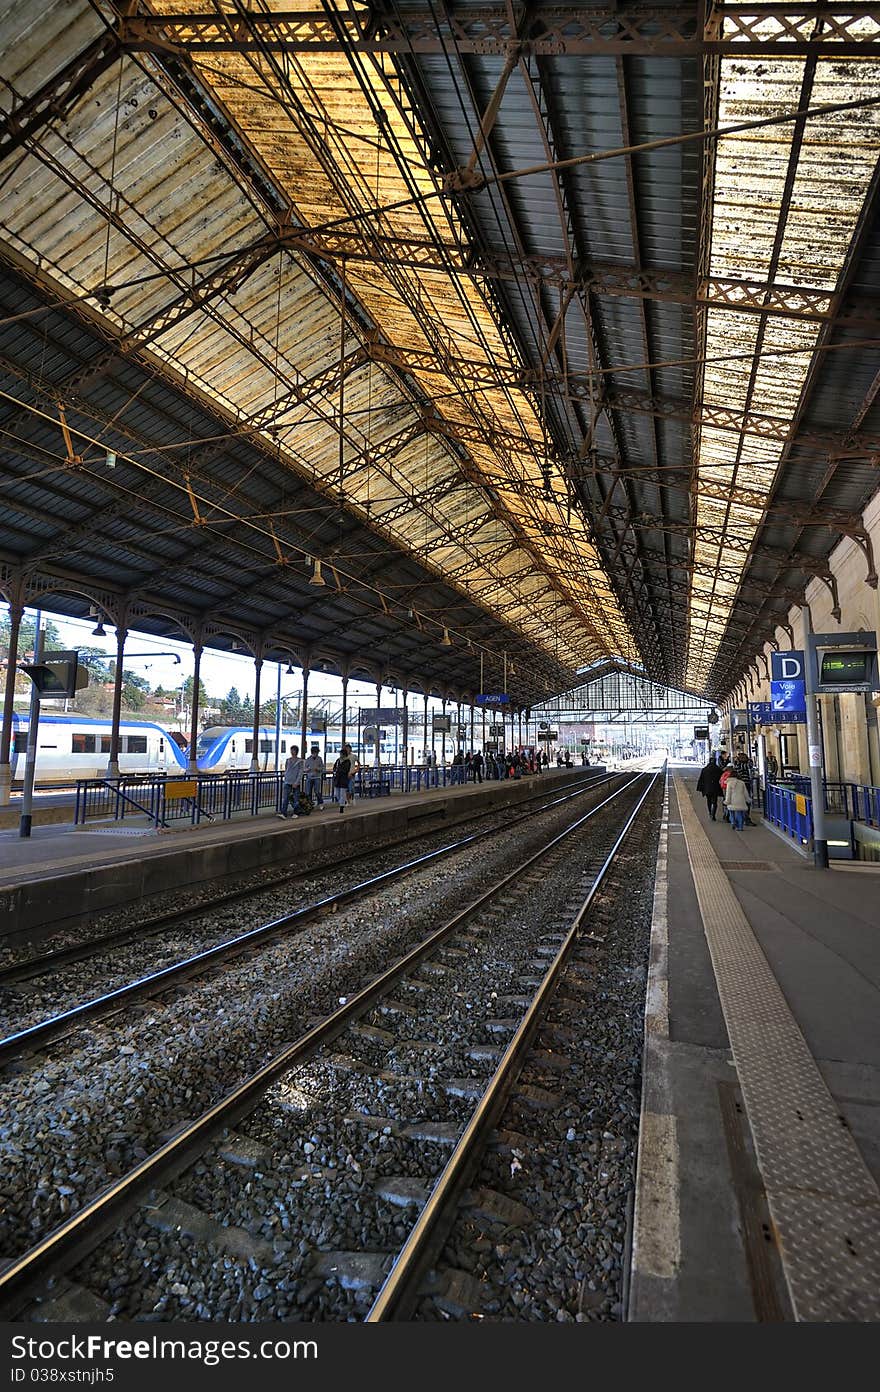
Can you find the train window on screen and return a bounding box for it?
[125,736,148,754]
[280,741,286,754]
[13,733,27,753]
[72,734,97,753]
[101,736,112,753]
[245,739,254,754]
[260,740,272,754]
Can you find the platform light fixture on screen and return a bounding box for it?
[286,662,295,675]
[441,628,452,647]
[91,619,106,637]
[309,556,326,587]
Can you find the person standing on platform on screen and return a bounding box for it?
[719,761,734,822]
[277,746,304,818]
[471,749,484,784]
[333,744,353,813]
[724,767,750,831]
[696,752,723,821]
[304,744,325,809]
[766,751,778,780]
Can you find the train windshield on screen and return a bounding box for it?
[195,728,227,757]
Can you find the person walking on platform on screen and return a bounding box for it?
[277,746,305,818]
[696,752,723,821]
[304,744,325,809]
[724,767,750,831]
[333,744,353,812]
[719,761,734,821]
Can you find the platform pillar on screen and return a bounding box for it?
[250,657,263,773]
[301,666,310,766]
[802,604,829,868]
[186,641,203,776]
[0,595,23,806]
[340,672,349,749]
[106,625,128,781]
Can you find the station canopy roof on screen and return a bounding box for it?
[0,2,879,704]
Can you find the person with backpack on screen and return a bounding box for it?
[277,746,304,818]
[333,744,353,813]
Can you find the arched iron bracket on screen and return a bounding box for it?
[816,572,842,624]
[848,529,878,589]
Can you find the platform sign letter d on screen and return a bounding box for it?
[770,649,805,683]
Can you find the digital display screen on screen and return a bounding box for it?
[693,726,710,739]
[820,651,870,685]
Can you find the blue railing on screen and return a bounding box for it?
[770,776,880,827]
[763,783,812,845]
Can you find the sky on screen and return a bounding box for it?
[13,607,455,716]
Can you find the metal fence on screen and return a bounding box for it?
[763,783,813,845]
[769,776,880,827]
[73,760,566,827]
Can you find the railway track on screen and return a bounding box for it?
[0,771,611,980]
[0,768,661,1322]
[0,772,620,1064]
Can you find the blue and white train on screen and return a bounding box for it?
[9,715,186,784]
[194,725,304,773]
[194,726,403,773]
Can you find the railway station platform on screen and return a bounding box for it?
[0,766,600,941]
[630,765,880,1322]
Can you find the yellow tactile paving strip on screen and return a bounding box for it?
[675,778,880,1321]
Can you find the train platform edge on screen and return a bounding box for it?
[0,768,599,939]
[628,767,880,1322]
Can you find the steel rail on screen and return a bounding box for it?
[0,772,650,1318]
[366,766,664,1320]
[0,774,618,1063]
[0,772,612,986]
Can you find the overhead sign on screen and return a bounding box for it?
[693,725,710,740]
[537,730,558,741]
[748,701,773,725]
[475,693,510,706]
[360,707,404,725]
[19,650,88,699]
[432,715,452,733]
[488,723,506,736]
[771,650,805,682]
[770,679,806,715]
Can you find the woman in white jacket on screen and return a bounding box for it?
[724,770,750,831]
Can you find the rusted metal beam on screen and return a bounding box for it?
[0,31,121,162]
[115,5,880,58]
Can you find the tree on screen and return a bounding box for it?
[181,674,209,706]
[0,613,62,659]
[220,686,245,723]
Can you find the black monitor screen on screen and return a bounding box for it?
[819,651,870,685]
